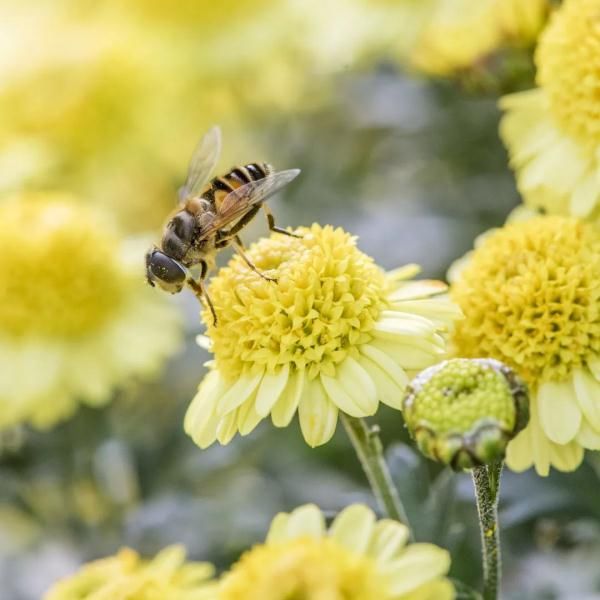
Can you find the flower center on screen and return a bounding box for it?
[536,0,600,149]
[451,217,600,388]
[218,537,390,600]
[204,224,387,380]
[0,197,128,339]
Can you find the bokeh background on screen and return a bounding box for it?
[2,1,600,599]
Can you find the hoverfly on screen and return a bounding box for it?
[145,126,300,325]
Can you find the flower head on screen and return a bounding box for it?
[410,0,549,76]
[185,224,462,448]
[450,216,600,475]
[0,193,181,429]
[44,545,216,600]
[500,0,600,222]
[404,358,529,469]
[217,503,453,600]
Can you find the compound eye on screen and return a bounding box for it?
[148,251,185,284]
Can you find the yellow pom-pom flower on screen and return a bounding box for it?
[217,503,453,600]
[184,224,462,449]
[0,193,181,429]
[500,0,600,222]
[44,545,216,600]
[411,0,549,76]
[450,216,600,475]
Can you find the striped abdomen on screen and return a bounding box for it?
[206,163,272,211]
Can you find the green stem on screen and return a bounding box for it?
[341,414,413,539]
[472,461,503,600]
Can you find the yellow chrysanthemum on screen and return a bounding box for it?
[410,0,549,76]
[0,193,181,429]
[500,0,600,222]
[44,545,216,600]
[184,224,462,449]
[217,503,453,600]
[450,216,600,475]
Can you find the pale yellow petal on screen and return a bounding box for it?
[400,578,454,600]
[570,171,600,217]
[320,372,374,418]
[265,513,290,543]
[537,380,581,445]
[587,356,600,381]
[329,504,375,554]
[271,369,304,427]
[298,378,338,447]
[548,441,584,472]
[284,504,325,540]
[216,410,238,445]
[237,391,263,436]
[506,425,534,472]
[530,398,550,477]
[337,357,378,415]
[366,519,409,562]
[359,344,409,389]
[573,368,600,431]
[215,370,264,417]
[388,280,447,301]
[385,545,451,596]
[577,421,600,450]
[255,365,290,417]
[358,355,405,410]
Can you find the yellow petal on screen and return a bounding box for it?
[388,280,447,301]
[237,392,263,436]
[587,356,600,381]
[324,373,370,417]
[548,441,584,472]
[385,545,451,596]
[576,421,600,450]
[284,504,325,540]
[271,370,304,427]
[265,513,289,543]
[215,370,264,417]
[506,425,533,473]
[255,365,290,417]
[337,357,378,415]
[573,368,600,432]
[530,398,550,477]
[216,410,238,445]
[330,504,375,555]
[360,344,409,389]
[570,171,600,217]
[400,578,454,600]
[537,380,581,445]
[358,355,405,410]
[298,378,338,447]
[366,519,409,562]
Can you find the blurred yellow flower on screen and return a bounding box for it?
[500,0,600,222]
[44,545,216,600]
[410,0,549,76]
[0,193,181,429]
[185,224,462,448]
[0,0,373,233]
[450,216,600,475]
[218,503,453,600]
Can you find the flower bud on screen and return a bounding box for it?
[403,358,529,470]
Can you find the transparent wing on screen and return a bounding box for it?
[197,168,301,240]
[177,126,222,203]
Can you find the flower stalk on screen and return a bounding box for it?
[472,461,503,600]
[341,414,413,540]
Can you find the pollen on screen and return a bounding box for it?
[536,0,600,150]
[0,195,128,338]
[204,224,387,380]
[218,536,389,600]
[451,217,600,388]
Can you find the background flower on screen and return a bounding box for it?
[500,0,600,223]
[217,503,453,600]
[0,193,181,429]
[44,545,216,599]
[184,225,462,449]
[450,216,600,475]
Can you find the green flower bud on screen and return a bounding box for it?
[403,358,529,470]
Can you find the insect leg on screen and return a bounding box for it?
[262,204,300,237]
[218,204,261,240]
[231,236,277,282]
[187,261,218,325]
